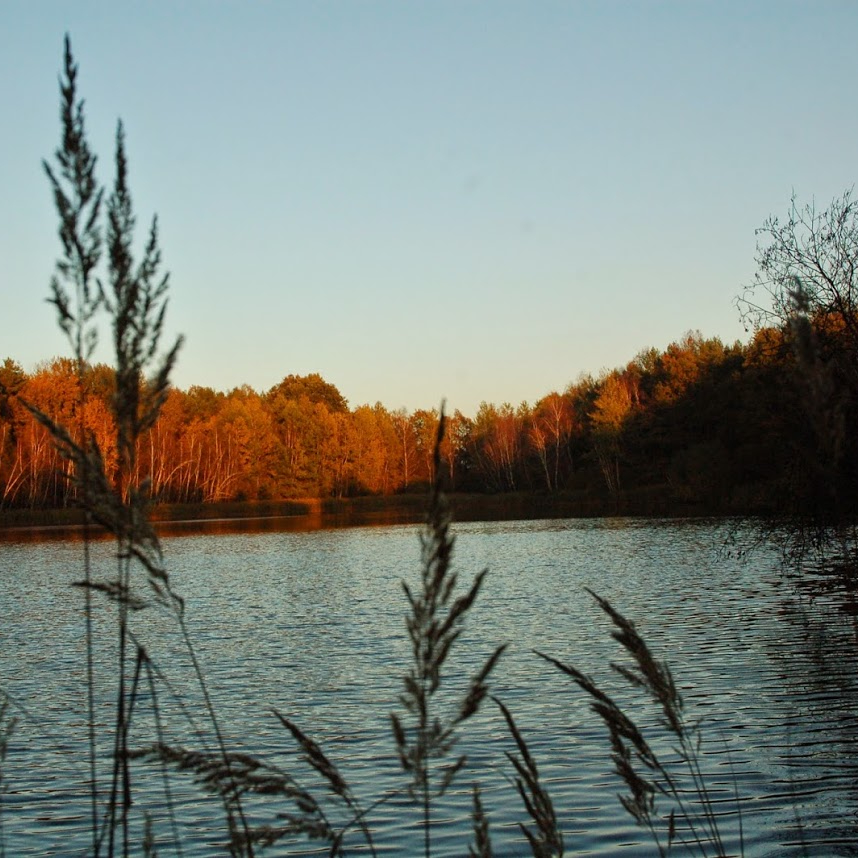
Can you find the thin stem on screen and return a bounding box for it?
[422,770,430,858]
[145,658,185,858]
[177,617,254,856]
[82,510,99,857]
[107,550,131,858]
[122,647,145,858]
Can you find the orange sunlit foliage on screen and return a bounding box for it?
[3,318,856,516]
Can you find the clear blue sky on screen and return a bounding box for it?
[2,2,856,416]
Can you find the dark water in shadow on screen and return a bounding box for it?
[0,491,644,543]
[0,507,421,542]
[0,518,856,855]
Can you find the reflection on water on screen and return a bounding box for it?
[0,492,654,543]
[0,519,856,855]
[0,508,423,543]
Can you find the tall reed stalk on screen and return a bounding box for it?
[390,410,506,857]
[40,37,103,852]
[25,36,257,857]
[0,696,17,858]
[539,590,739,857]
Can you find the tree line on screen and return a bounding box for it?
[2,315,853,515]
[6,157,858,519]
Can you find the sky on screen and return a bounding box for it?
[2,2,857,417]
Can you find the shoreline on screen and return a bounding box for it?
[0,488,736,542]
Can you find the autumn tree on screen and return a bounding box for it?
[739,191,858,535]
[411,408,441,487]
[268,393,319,495]
[469,402,526,492]
[391,408,417,490]
[439,409,470,491]
[530,392,573,491]
[212,387,278,500]
[142,387,191,501]
[590,371,634,496]
[20,359,85,505]
[348,405,387,493]
[650,332,728,405]
[0,360,27,506]
[267,373,348,413]
[317,405,354,497]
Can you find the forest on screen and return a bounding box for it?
[2,306,855,519]
[4,57,858,524]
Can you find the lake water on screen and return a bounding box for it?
[0,518,856,856]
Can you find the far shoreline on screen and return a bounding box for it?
[0,487,749,542]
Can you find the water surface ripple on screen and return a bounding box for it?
[1,518,856,855]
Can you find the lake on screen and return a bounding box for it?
[0,518,856,856]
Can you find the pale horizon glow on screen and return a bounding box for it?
[2,2,856,416]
